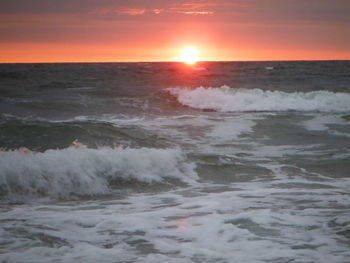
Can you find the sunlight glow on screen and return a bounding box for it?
[180,47,199,65]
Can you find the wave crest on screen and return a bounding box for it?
[168,86,350,112]
[0,147,197,199]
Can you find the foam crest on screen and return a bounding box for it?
[168,86,350,112]
[0,147,197,199]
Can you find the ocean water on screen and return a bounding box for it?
[0,61,350,263]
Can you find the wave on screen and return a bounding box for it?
[0,147,197,200]
[167,86,350,112]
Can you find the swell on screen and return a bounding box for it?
[0,115,167,151]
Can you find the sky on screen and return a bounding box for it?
[0,0,349,62]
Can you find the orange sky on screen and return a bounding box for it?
[0,0,349,63]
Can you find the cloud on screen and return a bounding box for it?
[119,8,146,15]
[89,8,145,16]
[182,11,214,15]
[168,2,215,15]
[152,9,162,15]
[88,1,223,16]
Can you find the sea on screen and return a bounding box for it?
[0,61,350,263]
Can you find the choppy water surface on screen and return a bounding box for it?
[0,61,350,263]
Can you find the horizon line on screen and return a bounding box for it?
[1,59,350,64]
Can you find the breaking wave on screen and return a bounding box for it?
[168,86,350,112]
[0,147,197,200]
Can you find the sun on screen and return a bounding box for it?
[180,47,199,65]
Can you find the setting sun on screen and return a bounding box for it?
[180,47,199,65]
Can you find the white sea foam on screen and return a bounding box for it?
[208,117,256,141]
[301,113,348,131]
[0,147,197,199]
[168,86,350,112]
[1,177,349,263]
